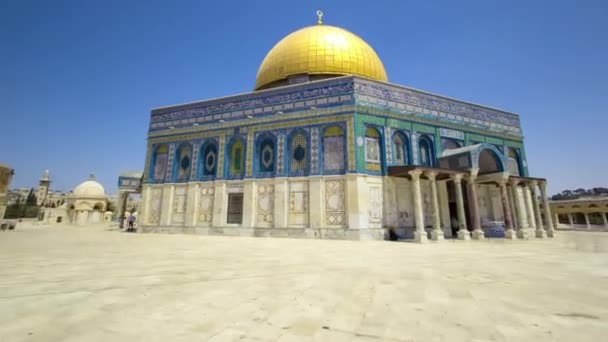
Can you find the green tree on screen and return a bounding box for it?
[106,200,116,213]
[25,188,37,206]
[4,203,23,219]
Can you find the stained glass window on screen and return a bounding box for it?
[290,132,307,172]
[418,136,434,167]
[365,127,381,171]
[202,143,217,176]
[258,138,275,173]
[175,143,192,181]
[230,140,245,176]
[152,145,168,181]
[323,126,344,172]
[393,134,405,165]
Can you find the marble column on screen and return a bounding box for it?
[510,180,527,239]
[468,172,484,240]
[529,181,546,238]
[568,213,574,226]
[499,180,515,239]
[117,191,128,229]
[554,213,559,229]
[507,184,519,230]
[539,181,555,237]
[602,212,608,227]
[584,213,591,229]
[452,174,469,240]
[426,171,444,241]
[409,170,427,243]
[523,186,537,229]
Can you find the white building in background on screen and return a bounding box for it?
[41,173,113,225]
[67,173,110,225]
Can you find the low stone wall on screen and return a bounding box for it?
[138,225,388,241]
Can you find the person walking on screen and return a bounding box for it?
[127,214,136,232]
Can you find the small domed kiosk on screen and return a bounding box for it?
[67,173,109,225]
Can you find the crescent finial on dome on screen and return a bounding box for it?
[316,10,323,25]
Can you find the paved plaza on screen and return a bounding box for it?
[0,224,607,341]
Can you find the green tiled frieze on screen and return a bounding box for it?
[412,123,435,134]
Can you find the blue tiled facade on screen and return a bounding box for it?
[144,76,528,183]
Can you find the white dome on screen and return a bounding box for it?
[73,174,106,197]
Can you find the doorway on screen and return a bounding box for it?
[227,193,244,224]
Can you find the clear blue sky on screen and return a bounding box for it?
[1,0,606,195]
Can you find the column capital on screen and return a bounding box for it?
[408,169,423,180]
[509,178,520,186]
[450,173,464,183]
[538,180,547,191]
[424,171,437,181]
[529,180,538,188]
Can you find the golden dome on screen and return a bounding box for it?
[254,23,388,90]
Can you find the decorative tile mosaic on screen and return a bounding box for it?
[164,144,176,181]
[310,127,319,174]
[411,132,419,165]
[385,127,393,164]
[217,135,225,178]
[277,134,285,174]
[190,144,199,180]
[150,80,355,128]
[246,132,254,176]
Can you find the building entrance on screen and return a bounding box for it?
[227,193,244,224]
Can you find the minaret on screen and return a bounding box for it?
[37,170,51,206]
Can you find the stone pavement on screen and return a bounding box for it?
[0,224,607,342]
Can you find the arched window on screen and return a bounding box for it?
[174,143,192,181]
[322,126,345,172]
[257,135,275,173]
[365,127,382,172]
[289,131,308,174]
[508,148,522,176]
[151,145,168,182]
[228,139,245,177]
[200,141,218,177]
[418,135,434,167]
[392,132,409,165]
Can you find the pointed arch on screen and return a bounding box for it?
[288,129,309,176]
[392,130,410,165]
[199,139,218,179]
[150,144,168,182]
[321,125,345,173]
[173,143,192,182]
[226,136,246,178]
[418,134,435,167]
[365,126,383,172]
[255,132,276,175]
